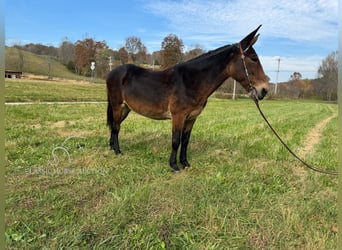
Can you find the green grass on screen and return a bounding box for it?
[5,82,337,249]
[5,79,106,102]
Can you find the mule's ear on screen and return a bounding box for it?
[240,25,261,51]
[250,34,259,46]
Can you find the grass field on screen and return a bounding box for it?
[5,80,337,249]
[5,79,106,103]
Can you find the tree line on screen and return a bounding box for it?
[13,34,204,79]
[273,51,337,101]
[11,36,337,101]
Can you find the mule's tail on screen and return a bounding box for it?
[106,64,129,128]
[106,68,118,128]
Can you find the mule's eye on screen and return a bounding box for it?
[251,56,259,62]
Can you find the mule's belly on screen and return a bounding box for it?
[123,101,171,120]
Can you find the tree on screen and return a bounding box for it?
[95,48,118,78]
[151,51,162,66]
[17,43,58,57]
[74,38,108,76]
[125,36,146,63]
[118,47,129,65]
[317,51,338,101]
[161,34,184,69]
[184,45,205,61]
[290,72,302,81]
[58,38,75,66]
[136,44,147,64]
[17,48,24,72]
[74,38,95,75]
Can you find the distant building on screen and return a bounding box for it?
[5,70,22,79]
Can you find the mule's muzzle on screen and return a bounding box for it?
[258,87,268,100]
[250,87,268,101]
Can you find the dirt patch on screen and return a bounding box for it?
[293,114,336,178]
[50,120,79,129]
[55,129,90,137]
[22,73,92,84]
[51,121,67,128]
[298,114,336,158]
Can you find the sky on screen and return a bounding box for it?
[5,0,338,82]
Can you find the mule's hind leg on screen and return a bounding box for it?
[109,103,130,154]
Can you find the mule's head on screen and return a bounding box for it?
[229,25,270,100]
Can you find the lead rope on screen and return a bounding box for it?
[238,43,337,176]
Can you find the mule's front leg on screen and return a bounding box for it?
[109,127,121,155]
[179,130,191,168]
[180,119,196,168]
[169,129,181,172]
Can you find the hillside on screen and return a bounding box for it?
[5,46,80,80]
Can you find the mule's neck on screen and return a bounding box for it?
[177,44,238,98]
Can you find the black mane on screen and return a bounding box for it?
[182,43,237,65]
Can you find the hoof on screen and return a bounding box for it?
[170,164,181,173]
[110,148,122,155]
[181,160,191,169]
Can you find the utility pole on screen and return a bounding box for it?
[274,58,281,95]
[232,80,236,100]
[109,56,113,71]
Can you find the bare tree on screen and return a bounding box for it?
[12,42,24,71]
[18,48,24,72]
[318,51,338,101]
[58,37,75,65]
[125,36,146,63]
[136,44,147,64]
[46,56,52,79]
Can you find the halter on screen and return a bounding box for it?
[238,43,257,100]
